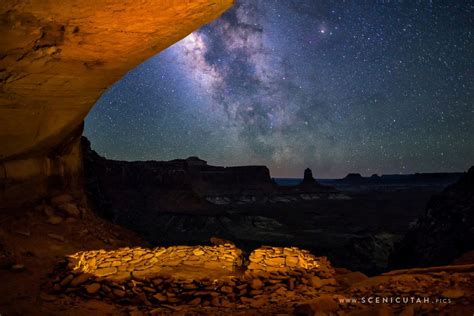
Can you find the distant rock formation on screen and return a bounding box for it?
[389,166,474,269]
[370,174,381,180]
[81,137,341,244]
[335,172,462,191]
[82,137,276,218]
[342,173,364,182]
[300,168,319,186]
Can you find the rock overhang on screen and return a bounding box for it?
[0,0,234,160]
[0,0,234,207]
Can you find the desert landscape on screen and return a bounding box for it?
[1,0,473,315]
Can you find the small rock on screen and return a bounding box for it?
[266,257,285,266]
[153,293,167,302]
[250,297,267,308]
[84,283,101,294]
[220,286,233,294]
[102,284,112,293]
[193,248,205,256]
[70,273,91,286]
[142,286,156,293]
[309,276,323,288]
[285,256,299,266]
[188,297,201,306]
[60,274,74,286]
[152,278,163,286]
[251,278,264,290]
[42,205,56,217]
[113,289,126,298]
[220,298,232,308]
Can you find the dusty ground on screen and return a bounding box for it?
[0,199,145,315]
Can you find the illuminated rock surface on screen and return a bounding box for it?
[51,245,339,313]
[46,245,474,315]
[0,0,233,207]
[67,245,244,281]
[1,201,473,315]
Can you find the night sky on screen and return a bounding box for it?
[84,1,473,178]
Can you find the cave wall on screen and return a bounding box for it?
[0,0,233,208]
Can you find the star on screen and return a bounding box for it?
[84,0,473,178]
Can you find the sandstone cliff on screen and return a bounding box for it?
[0,0,233,208]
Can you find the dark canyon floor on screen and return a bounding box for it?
[129,190,434,276]
[82,137,464,276]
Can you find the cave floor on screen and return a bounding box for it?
[1,204,473,316]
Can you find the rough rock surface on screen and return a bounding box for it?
[48,245,337,312]
[1,200,473,315]
[68,245,244,281]
[247,246,334,277]
[46,245,474,315]
[390,166,474,268]
[0,0,234,207]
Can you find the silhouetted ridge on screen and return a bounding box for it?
[389,166,474,269]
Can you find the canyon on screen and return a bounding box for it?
[0,1,473,315]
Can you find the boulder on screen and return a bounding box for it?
[84,283,101,294]
[70,274,91,287]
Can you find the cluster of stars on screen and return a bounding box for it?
[85,0,473,178]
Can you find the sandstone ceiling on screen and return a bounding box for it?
[0,0,233,161]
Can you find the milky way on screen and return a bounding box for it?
[85,1,473,178]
